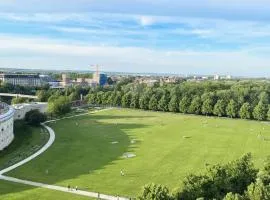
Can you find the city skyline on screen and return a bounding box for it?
[1,1,270,76]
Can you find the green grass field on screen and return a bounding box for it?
[0,121,49,170]
[2,108,270,199]
[0,180,92,200]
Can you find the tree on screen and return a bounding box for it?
[226,99,238,118]
[121,92,132,108]
[213,100,227,117]
[267,107,270,121]
[137,184,172,200]
[140,94,150,110]
[176,154,257,200]
[253,102,268,121]
[11,97,28,105]
[239,103,252,119]
[88,93,97,105]
[245,183,270,200]
[25,110,47,126]
[37,90,50,102]
[179,96,190,114]
[189,96,202,114]
[96,91,104,105]
[259,91,269,104]
[149,95,159,111]
[202,98,214,115]
[130,93,140,109]
[168,95,179,112]
[48,96,71,116]
[223,193,243,200]
[69,91,80,101]
[107,77,114,85]
[158,95,169,112]
[257,156,270,186]
[113,92,122,107]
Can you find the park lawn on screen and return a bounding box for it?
[0,180,92,200]
[0,121,49,170]
[5,108,270,197]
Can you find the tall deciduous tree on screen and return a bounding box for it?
[168,95,179,112]
[239,103,252,119]
[138,184,172,200]
[202,98,214,115]
[158,95,170,112]
[179,96,190,114]
[48,96,71,116]
[226,99,238,118]
[213,99,227,117]
[130,93,140,109]
[113,92,122,107]
[253,102,268,121]
[189,96,202,114]
[121,92,132,108]
[149,95,159,111]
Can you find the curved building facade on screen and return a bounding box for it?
[0,102,14,151]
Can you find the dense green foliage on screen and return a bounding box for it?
[25,110,47,126]
[138,154,270,200]
[48,96,71,116]
[11,97,29,105]
[83,80,270,121]
[138,184,172,200]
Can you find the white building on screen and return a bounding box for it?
[0,73,42,87]
[214,74,220,80]
[13,102,48,120]
[0,102,14,151]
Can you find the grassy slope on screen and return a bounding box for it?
[4,109,270,197]
[0,180,92,200]
[0,121,49,170]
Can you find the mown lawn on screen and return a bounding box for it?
[3,109,270,198]
[0,121,49,170]
[0,180,92,200]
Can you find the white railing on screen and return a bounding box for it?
[0,93,38,99]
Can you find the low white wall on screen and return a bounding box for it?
[0,106,14,151]
[13,103,48,120]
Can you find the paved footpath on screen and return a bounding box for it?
[0,108,129,200]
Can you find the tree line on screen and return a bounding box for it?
[86,80,270,121]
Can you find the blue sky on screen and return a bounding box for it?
[1,1,270,76]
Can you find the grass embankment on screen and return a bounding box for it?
[0,121,49,170]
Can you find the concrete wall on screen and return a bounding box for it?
[13,103,48,120]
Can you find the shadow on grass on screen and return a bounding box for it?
[2,113,149,196]
[0,121,49,171]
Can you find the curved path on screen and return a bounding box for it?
[0,124,55,175]
[0,108,129,200]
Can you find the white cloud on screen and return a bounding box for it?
[0,34,270,76]
[138,16,156,26]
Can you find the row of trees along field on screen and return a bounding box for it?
[86,80,270,121]
[137,154,270,200]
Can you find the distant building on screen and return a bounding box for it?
[61,74,71,87]
[226,75,232,80]
[93,71,107,86]
[0,73,42,87]
[214,74,220,80]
